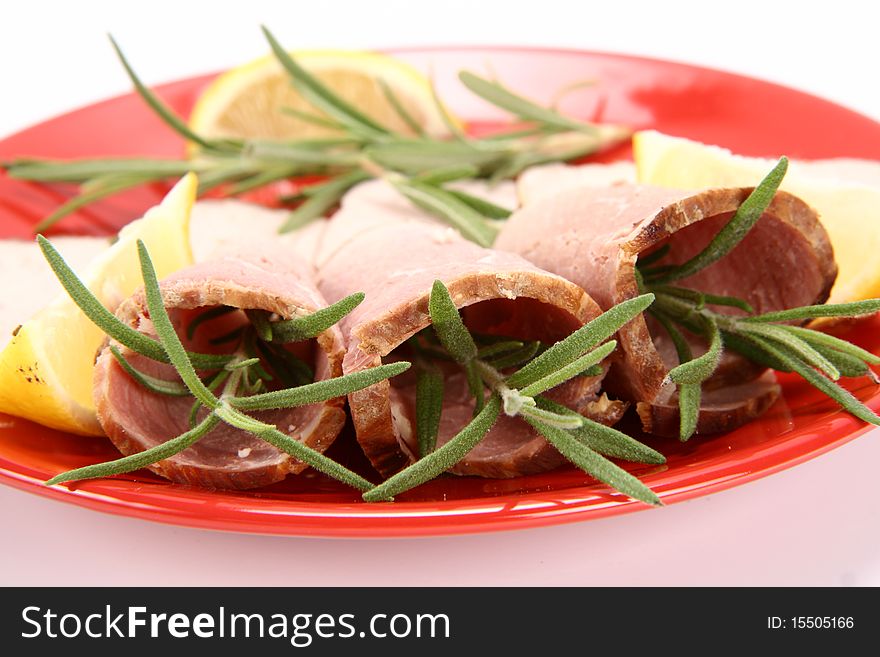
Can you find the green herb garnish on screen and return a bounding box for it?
[4,27,627,237]
[40,237,407,490]
[363,281,662,505]
[637,159,880,441]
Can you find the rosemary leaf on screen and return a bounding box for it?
[650,310,703,441]
[526,417,662,506]
[476,340,525,359]
[109,35,214,150]
[227,165,302,196]
[429,78,468,142]
[279,170,370,233]
[34,175,152,232]
[378,78,426,136]
[651,311,693,363]
[508,293,655,389]
[186,306,236,340]
[225,357,262,371]
[485,341,541,369]
[465,360,486,414]
[743,299,880,323]
[255,341,311,387]
[518,404,583,429]
[520,341,616,397]
[446,189,512,219]
[784,325,880,366]
[138,241,220,409]
[394,181,499,247]
[416,364,444,457]
[244,309,274,342]
[487,151,548,184]
[413,164,481,185]
[47,414,220,485]
[280,106,346,130]
[216,405,373,491]
[109,345,191,397]
[654,157,788,284]
[270,292,365,343]
[536,398,665,464]
[188,371,230,429]
[738,323,840,380]
[209,326,245,347]
[195,163,261,195]
[37,236,231,369]
[701,293,754,314]
[363,396,502,501]
[637,244,671,268]
[667,318,722,385]
[651,285,705,308]
[7,158,195,183]
[744,334,880,425]
[228,362,410,411]
[479,126,551,141]
[261,26,390,138]
[720,330,791,372]
[808,343,873,379]
[458,71,597,134]
[678,383,702,442]
[243,140,361,167]
[365,139,507,176]
[428,280,478,363]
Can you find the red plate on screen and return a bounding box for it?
[1,47,879,537]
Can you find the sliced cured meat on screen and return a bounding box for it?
[637,371,781,437]
[287,178,518,272]
[517,161,636,206]
[93,248,347,489]
[495,183,836,435]
[316,185,618,478]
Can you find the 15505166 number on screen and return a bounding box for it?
[790,617,854,629]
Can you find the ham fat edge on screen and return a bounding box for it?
[93,249,346,489]
[313,183,624,479]
[495,183,837,437]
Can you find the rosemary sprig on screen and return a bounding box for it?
[4,29,628,237]
[41,237,408,490]
[37,235,232,370]
[108,36,223,151]
[647,157,789,285]
[363,280,662,502]
[458,71,598,135]
[638,160,880,441]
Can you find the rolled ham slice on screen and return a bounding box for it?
[315,181,618,478]
[517,161,636,206]
[93,249,347,489]
[495,183,837,436]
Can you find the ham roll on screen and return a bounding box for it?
[93,249,347,489]
[495,183,837,436]
[314,181,622,478]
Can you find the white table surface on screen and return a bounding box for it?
[1,0,878,586]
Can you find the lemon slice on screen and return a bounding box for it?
[189,50,454,142]
[0,174,197,435]
[634,129,880,304]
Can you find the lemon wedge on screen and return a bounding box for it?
[0,174,197,435]
[634,129,880,304]
[188,50,454,142]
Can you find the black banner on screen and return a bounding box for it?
[0,587,874,655]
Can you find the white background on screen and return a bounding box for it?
[1,0,878,585]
